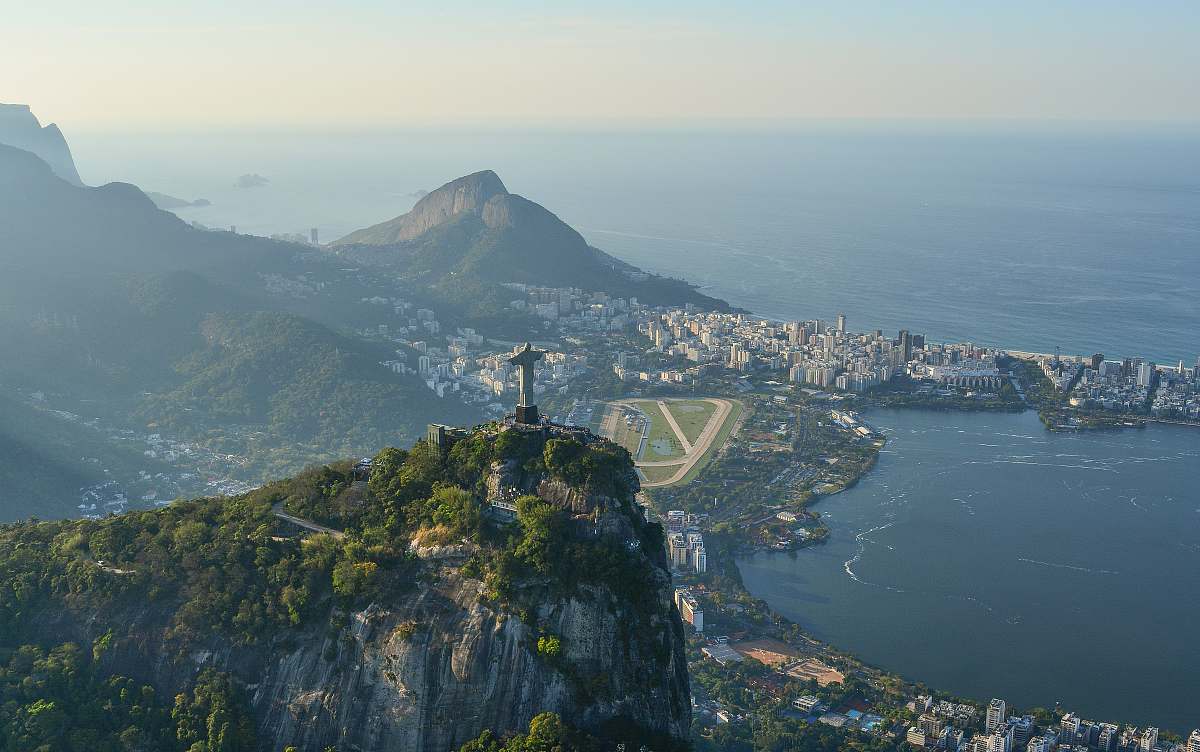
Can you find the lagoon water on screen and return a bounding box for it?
[73,125,1200,363]
[739,409,1200,730]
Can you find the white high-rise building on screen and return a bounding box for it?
[1186,729,1200,752]
[836,313,846,334]
[986,731,1010,752]
[1027,736,1054,752]
[986,699,1007,734]
[1140,727,1158,752]
[1060,714,1081,745]
[1138,361,1156,388]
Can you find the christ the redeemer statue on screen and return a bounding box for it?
[508,342,546,424]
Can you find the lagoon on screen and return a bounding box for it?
[739,409,1200,731]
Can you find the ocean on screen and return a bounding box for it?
[71,124,1200,364]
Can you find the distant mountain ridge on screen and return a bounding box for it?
[0,103,83,185]
[0,142,480,517]
[335,170,732,312]
[146,191,212,210]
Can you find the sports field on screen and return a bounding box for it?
[635,401,686,460]
[662,399,717,444]
[598,397,740,487]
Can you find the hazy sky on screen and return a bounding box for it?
[6,1,1199,129]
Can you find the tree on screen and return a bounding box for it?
[171,669,256,752]
[536,635,562,659]
[514,497,567,576]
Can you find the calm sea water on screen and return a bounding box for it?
[739,409,1200,731]
[72,125,1200,363]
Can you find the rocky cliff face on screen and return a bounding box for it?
[339,169,509,244]
[42,536,689,752]
[30,425,691,752]
[0,103,83,185]
[241,559,690,751]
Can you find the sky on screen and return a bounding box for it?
[5,1,1200,130]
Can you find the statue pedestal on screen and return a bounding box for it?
[515,405,539,425]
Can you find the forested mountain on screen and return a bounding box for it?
[335,170,731,315]
[0,143,479,518]
[139,311,476,471]
[0,424,690,751]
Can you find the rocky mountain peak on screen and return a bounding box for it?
[337,169,508,245]
[0,103,84,186]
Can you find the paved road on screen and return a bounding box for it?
[272,503,345,539]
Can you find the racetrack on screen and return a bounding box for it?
[603,397,738,487]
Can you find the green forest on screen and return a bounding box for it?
[0,426,668,751]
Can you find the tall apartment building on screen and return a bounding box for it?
[1008,716,1035,750]
[985,731,1010,752]
[1060,714,1081,745]
[986,699,1007,734]
[673,588,703,632]
[1097,724,1120,752]
[1140,727,1158,752]
[1186,729,1200,752]
[668,533,690,568]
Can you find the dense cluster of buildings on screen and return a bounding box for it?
[1041,353,1200,419]
[632,308,1005,395]
[899,696,1200,752]
[502,283,636,332]
[362,294,591,414]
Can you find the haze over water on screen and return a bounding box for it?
[740,409,1200,731]
[74,125,1200,363]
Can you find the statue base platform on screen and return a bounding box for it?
[515,405,539,425]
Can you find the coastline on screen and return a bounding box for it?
[726,410,1199,734]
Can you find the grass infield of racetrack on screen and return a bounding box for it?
[663,399,717,445]
[631,400,686,460]
[673,398,743,486]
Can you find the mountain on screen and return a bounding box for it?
[0,103,83,185]
[0,424,691,751]
[145,190,211,209]
[335,170,731,313]
[0,144,481,508]
[0,143,285,288]
[138,311,478,469]
[341,170,510,244]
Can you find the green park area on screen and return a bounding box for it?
[662,399,717,444]
[631,400,686,460]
